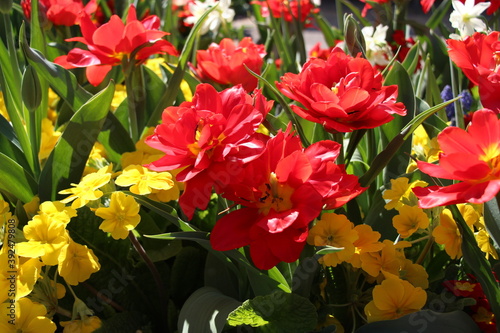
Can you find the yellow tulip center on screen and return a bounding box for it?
[256,172,294,215]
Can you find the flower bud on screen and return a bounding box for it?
[22,65,42,112]
[0,0,13,14]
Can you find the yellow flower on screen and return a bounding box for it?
[399,259,429,289]
[392,205,429,238]
[407,125,441,173]
[148,167,185,203]
[61,315,102,333]
[16,214,69,265]
[88,142,107,161]
[0,297,56,333]
[0,251,43,303]
[383,177,428,210]
[111,84,127,110]
[38,201,77,224]
[23,196,40,219]
[348,224,384,268]
[364,277,427,323]
[476,228,499,260]
[95,191,141,240]
[360,240,402,278]
[115,165,174,195]
[39,118,61,161]
[432,208,466,259]
[307,213,358,267]
[59,165,113,209]
[58,239,101,285]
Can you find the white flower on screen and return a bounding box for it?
[449,0,491,38]
[185,0,235,35]
[361,24,393,67]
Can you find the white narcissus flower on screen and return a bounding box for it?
[361,24,393,67]
[449,0,491,38]
[185,0,235,35]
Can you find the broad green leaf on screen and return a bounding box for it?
[38,82,115,201]
[228,291,317,333]
[0,153,37,203]
[355,310,480,333]
[401,42,421,75]
[426,0,452,30]
[178,287,242,333]
[312,12,337,48]
[0,115,31,170]
[97,111,135,165]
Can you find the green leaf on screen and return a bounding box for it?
[38,82,115,201]
[401,42,421,75]
[178,287,242,333]
[484,194,500,250]
[0,153,37,203]
[97,111,136,165]
[426,0,452,30]
[227,299,269,327]
[228,291,317,333]
[355,310,480,333]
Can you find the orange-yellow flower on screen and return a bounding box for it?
[399,259,429,289]
[360,240,402,278]
[383,177,428,210]
[432,208,472,259]
[307,213,358,267]
[349,224,384,268]
[95,191,141,240]
[60,315,102,333]
[364,277,427,323]
[392,205,429,238]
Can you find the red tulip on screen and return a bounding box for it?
[447,32,500,113]
[276,47,406,133]
[146,84,273,219]
[54,5,178,86]
[21,0,97,26]
[413,109,500,208]
[194,37,266,92]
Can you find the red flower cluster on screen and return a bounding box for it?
[444,277,496,332]
[276,47,407,133]
[21,0,97,26]
[194,37,266,92]
[413,109,500,208]
[252,0,319,24]
[146,84,273,220]
[210,128,365,270]
[447,32,500,113]
[54,5,178,86]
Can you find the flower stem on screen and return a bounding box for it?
[128,231,169,332]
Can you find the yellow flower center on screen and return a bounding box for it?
[256,172,294,215]
[187,123,226,157]
[480,143,500,178]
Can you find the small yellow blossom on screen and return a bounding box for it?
[115,164,174,195]
[407,125,441,173]
[38,201,77,224]
[95,191,141,240]
[392,205,429,238]
[476,228,499,260]
[89,142,107,161]
[58,239,101,285]
[307,213,358,267]
[23,196,40,219]
[432,208,470,259]
[16,214,70,265]
[383,177,428,210]
[148,167,185,203]
[364,277,427,323]
[59,165,113,209]
[0,251,43,303]
[349,224,384,268]
[473,306,495,325]
[0,297,56,333]
[39,118,61,161]
[399,259,429,289]
[360,240,402,278]
[61,315,102,333]
[111,84,127,110]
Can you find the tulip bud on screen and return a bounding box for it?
[22,65,42,112]
[0,0,13,14]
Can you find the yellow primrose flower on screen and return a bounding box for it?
[364,277,427,323]
[23,196,40,219]
[121,127,164,168]
[59,165,113,209]
[476,228,499,260]
[0,297,56,333]
[89,142,107,161]
[38,201,77,224]
[383,177,428,210]
[115,165,174,195]
[61,315,102,333]
[95,191,141,240]
[307,213,358,267]
[39,118,61,161]
[432,208,467,259]
[148,167,185,203]
[399,259,429,289]
[392,205,429,238]
[16,214,70,265]
[58,239,101,285]
[407,125,441,173]
[360,240,402,278]
[349,224,384,268]
[0,251,43,303]
[111,84,127,110]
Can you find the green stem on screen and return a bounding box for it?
[449,57,464,129]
